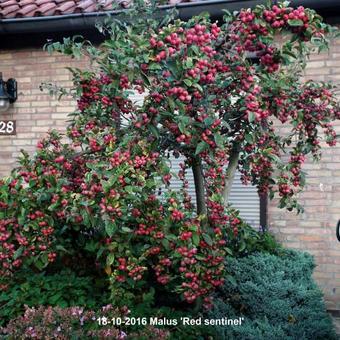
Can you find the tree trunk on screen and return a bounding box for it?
[223,149,239,205]
[192,157,207,216]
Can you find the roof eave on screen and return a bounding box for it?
[1,0,340,39]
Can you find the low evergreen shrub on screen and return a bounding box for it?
[207,250,337,340]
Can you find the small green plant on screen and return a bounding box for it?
[227,221,284,257]
[0,269,109,327]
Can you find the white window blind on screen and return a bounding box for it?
[168,155,260,227]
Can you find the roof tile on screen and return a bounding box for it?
[54,1,77,15]
[1,4,19,17]
[18,0,37,7]
[75,0,96,13]
[36,0,54,5]
[82,4,97,13]
[1,0,18,8]
[34,2,58,16]
[16,4,39,18]
[0,0,154,19]
[56,1,76,11]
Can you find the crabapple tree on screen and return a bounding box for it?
[0,2,339,307]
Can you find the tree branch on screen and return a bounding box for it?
[223,149,239,204]
[192,157,207,216]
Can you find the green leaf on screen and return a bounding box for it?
[81,209,90,226]
[105,221,116,237]
[204,117,214,126]
[34,258,47,271]
[202,234,213,246]
[106,253,115,266]
[13,247,24,260]
[192,234,200,246]
[178,121,186,133]
[282,49,297,59]
[48,203,59,211]
[214,134,224,148]
[149,63,161,70]
[167,60,180,78]
[49,293,62,304]
[18,207,26,225]
[83,240,98,259]
[288,19,303,27]
[193,83,203,92]
[166,234,177,241]
[248,112,256,123]
[191,45,200,55]
[121,227,132,233]
[124,186,135,194]
[58,300,68,308]
[269,153,281,164]
[225,247,233,256]
[239,240,246,252]
[37,192,51,204]
[184,58,194,68]
[149,125,160,138]
[127,70,134,82]
[96,246,105,259]
[168,97,176,110]
[245,133,254,144]
[162,239,170,250]
[183,79,192,87]
[195,141,209,155]
[55,245,70,253]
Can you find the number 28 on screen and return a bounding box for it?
[0,121,14,134]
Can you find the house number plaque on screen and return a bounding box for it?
[0,120,16,135]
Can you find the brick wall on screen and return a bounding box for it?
[0,49,86,176]
[1,43,340,313]
[268,39,340,312]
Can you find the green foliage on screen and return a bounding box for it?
[229,224,284,256]
[0,269,109,327]
[207,250,337,339]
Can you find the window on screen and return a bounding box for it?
[169,155,260,227]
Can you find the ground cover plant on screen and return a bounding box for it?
[0,0,339,337]
[0,268,109,327]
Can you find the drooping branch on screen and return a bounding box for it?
[223,149,240,204]
[192,157,207,216]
